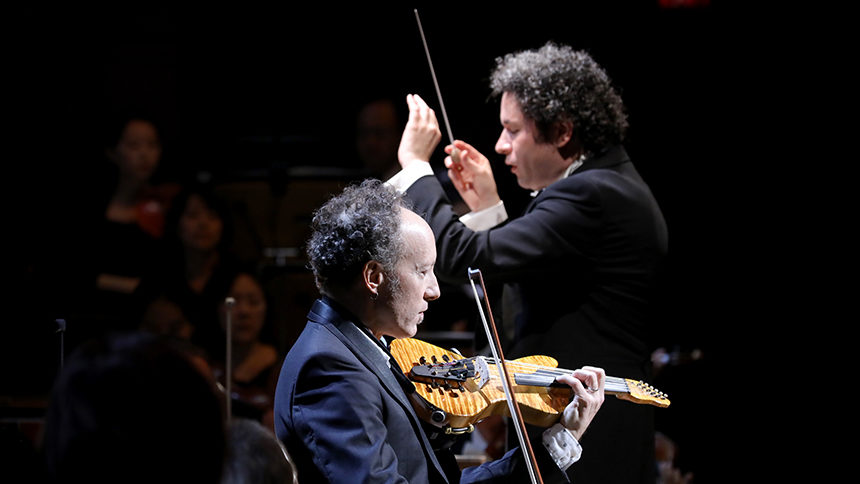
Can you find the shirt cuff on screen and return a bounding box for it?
[385,161,434,193]
[459,201,508,231]
[542,423,582,472]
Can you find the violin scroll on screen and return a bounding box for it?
[612,379,671,408]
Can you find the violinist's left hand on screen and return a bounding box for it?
[398,93,442,169]
[555,366,605,441]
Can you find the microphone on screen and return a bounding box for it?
[56,319,66,371]
[224,297,235,422]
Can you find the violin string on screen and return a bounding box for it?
[479,357,630,391]
[481,357,624,381]
[476,357,668,399]
[437,352,627,389]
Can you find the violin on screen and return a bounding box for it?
[390,337,670,435]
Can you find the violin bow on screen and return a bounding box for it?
[468,268,544,484]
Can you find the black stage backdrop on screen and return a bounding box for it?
[6,3,791,482]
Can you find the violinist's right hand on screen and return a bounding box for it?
[444,140,501,212]
[555,366,605,441]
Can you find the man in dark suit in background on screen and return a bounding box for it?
[390,42,668,484]
[273,179,606,483]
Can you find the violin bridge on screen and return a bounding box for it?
[462,356,490,392]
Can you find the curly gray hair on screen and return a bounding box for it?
[306,179,410,294]
[490,42,628,155]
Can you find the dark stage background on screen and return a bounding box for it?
[6,2,777,482]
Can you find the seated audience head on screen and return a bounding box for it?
[222,417,298,484]
[42,331,226,483]
[164,183,232,258]
[140,294,194,340]
[219,271,269,347]
[355,95,403,180]
[104,112,163,186]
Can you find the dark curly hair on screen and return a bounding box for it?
[306,178,411,294]
[490,42,628,156]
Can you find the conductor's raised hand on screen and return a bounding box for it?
[398,94,442,170]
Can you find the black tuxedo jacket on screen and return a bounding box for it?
[405,145,668,484]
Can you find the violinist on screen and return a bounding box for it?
[389,43,668,484]
[273,179,605,483]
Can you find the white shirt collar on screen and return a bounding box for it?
[530,154,586,198]
[357,327,391,366]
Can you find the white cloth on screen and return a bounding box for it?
[542,423,583,471]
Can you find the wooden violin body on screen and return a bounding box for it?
[390,338,670,433]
